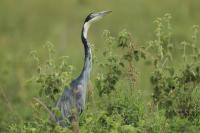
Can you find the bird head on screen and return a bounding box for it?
[82,10,112,38]
[84,10,112,24]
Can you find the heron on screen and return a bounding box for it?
[55,10,112,126]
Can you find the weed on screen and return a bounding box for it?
[7,14,200,133]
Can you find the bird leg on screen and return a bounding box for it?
[71,89,80,133]
[71,108,79,133]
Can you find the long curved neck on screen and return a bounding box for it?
[79,22,92,84]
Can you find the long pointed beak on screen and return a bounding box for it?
[101,10,112,15]
[97,10,112,17]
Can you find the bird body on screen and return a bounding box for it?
[55,11,111,126]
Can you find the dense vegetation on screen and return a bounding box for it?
[0,0,200,133]
[5,14,200,132]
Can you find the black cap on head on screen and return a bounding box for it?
[84,10,112,23]
[84,13,94,23]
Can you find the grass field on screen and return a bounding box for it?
[0,0,200,132]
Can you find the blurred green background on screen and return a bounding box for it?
[0,0,199,129]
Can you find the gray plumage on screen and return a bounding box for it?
[55,10,111,126]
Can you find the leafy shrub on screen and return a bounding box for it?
[148,14,200,132]
[7,14,200,133]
